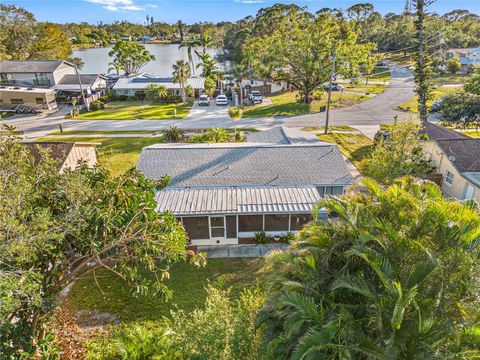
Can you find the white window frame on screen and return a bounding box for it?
[445,171,454,186]
[209,215,226,239]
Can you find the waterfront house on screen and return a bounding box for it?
[54,74,108,105]
[113,73,206,98]
[421,122,480,202]
[136,127,353,246]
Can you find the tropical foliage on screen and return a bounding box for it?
[108,41,155,75]
[258,177,480,359]
[161,125,185,142]
[172,60,191,105]
[145,83,168,102]
[364,122,432,183]
[0,135,200,356]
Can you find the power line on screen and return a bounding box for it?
[379,33,443,56]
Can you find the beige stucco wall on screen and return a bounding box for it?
[422,141,479,201]
[60,144,97,172]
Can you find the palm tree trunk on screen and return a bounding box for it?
[181,82,186,105]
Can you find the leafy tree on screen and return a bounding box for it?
[364,122,432,183]
[108,41,155,75]
[228,107,243,141]
[258,177,480,359]
[172,60,191,105]
[29,22,72,60]
[176,20,187,42]
[204,77,216,96]
[0,4,36,60]
[195,52,218,79]
[446,57,461,75]
[145,83,168,102]
[0,135,201,356]
[245,12,374,103]
[439,92,480,128]
[464,68,480,95]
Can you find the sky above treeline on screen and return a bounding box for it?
[5,0,480,24]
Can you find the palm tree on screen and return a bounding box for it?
[228,107,243,141]
[199,33,215,53]
[179,40,200,76]
[145,83,168,102]
[108,60,122,76]
[258,177,480,359]
[172,60,191,106]
[176,20,186,42]
[231,64,248,108]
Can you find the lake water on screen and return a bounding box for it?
[72,44,230,76]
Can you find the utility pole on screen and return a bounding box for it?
[324,49,336,134]
[75,65,89,111]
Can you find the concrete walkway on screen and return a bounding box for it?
[196,243,289,258]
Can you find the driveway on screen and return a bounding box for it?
[1,63,415,138]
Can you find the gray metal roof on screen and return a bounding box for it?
[155,186,322,215]
[0,60,73,73]
[113,75,205,90]
[57,74,107,86]
[245,126,325,145]
[462,172,480,187]
[137,142,353,187]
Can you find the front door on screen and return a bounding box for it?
[209,216,226,243]
[463,184,475,200]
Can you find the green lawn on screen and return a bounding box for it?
[461,131,480,138]
[243,86,386,118]
[433,73,471,85]
[75,101,192,120]
[398,86,461,113]
[67,258,265,322]
[38,137,162,177]
[301,125,356,132]
[368,66,391,83]
[317,132,373,173]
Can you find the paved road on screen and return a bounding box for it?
[1,63,415,139]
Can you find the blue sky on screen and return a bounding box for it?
[5,0,480,24]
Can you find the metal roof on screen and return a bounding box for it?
[462,172,480,188]
[57,74,107,86]
[0,60,74,73]
[113,75,205,90]
[155,186,322,215]
[137,142,353,187]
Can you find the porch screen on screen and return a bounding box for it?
[226,216,237,238]
[264,214,289,231]
[238,215,263,232]
[290,214,313,231]
[182,216,209,240]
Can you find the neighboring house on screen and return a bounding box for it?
[25,141,98,173]
[120,35,132,41]
[0,60,77,88]
[54,74,108,105]
[113,73,205,98]
[138,36,153,42]
[136,127,353,246]
[241,78,286,96]
[421,122,480,202]
[449,48,480,72]
[0,86,58,111]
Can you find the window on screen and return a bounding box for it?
[36,97,44,104]
[316,186,344,196]
[210,216,225,238]
[264,214,289,231]
[11,99,24,105]
[238,215,263,232]
[290,214,312,231]
[445,171,454,186]
[182,216,209,240]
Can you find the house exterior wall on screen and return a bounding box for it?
[0,72,56,87]
[422,141,479,201]
[52,63,77,85]
[60,144,97,173]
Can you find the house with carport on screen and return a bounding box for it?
[136,127,353,246]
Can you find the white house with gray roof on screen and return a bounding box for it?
[136,127,353,246]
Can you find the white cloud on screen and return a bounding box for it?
[146,3,158,8]
[86,0,146,12]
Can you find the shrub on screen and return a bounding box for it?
[117,95,129,101]
[89,100,105,111]
[255,231,270,244]
[163,94,182,104]
[206,128,230,143]
[133,92,146,101]
[187,133,210,143]
[278,232,295,243]
[161,125,185,142]
[99,90,118,103]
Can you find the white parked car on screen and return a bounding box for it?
[198,94,210,106]
[249,91,263,104]
[215,94,228,106]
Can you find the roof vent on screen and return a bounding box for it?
[448,155,456,162]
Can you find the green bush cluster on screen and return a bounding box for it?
[89,100,106,111]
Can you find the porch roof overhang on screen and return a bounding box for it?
[155,186,324,216]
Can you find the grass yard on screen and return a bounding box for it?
[301,125,356,132]
[367,66,391,83]
[75,101,192,120]
[38,136,162,177]
[317,132,373,173]
[398,86,461,113]
[433,73,471,85]
[461,131,480,138]
[243,86,386,118]
[67,258,265,322]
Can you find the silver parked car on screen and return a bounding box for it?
[198,94,210,106]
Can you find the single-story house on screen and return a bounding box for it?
[54,74,108,105]
[136,127,353,246]
[138,36,153,42]
[0,86,58,111]
[113,73,206,98]
[0,60,77,88]
[25,141,98,173]
[421,122,480,202]
[449,48,480,73]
